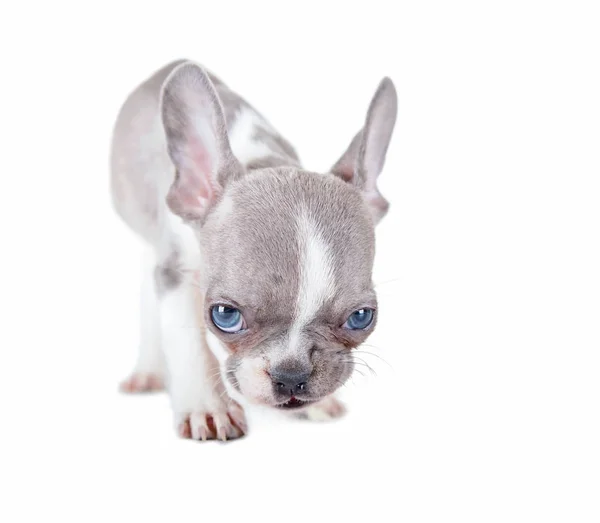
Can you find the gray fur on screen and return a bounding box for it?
[111,59,397,412]
[201,168,377,401]
[331,77,398,223]
[154,250,182,296]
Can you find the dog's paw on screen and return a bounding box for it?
[176,402,247,442]
[119,372,165,393]
[294,396,347,422]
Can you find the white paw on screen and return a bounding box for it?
[119,372,165,393]
[175,401,247,442]
[295,396,347,422]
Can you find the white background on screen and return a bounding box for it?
[1,1,599,521]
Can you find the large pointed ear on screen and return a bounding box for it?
[160,62,243,222]
[331,77,397,224]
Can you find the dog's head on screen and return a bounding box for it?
[160,63,397,410]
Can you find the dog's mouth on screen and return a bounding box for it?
[275,397,314,410]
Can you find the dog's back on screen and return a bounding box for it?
[110,60,298,245]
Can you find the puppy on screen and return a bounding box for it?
[111,60,397,441]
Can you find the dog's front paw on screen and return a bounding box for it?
[176,401,247,442]
[119,372,165,393]
[294,396,347,422]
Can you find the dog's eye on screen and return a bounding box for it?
[211,305,245,333]
[343,308,374,330]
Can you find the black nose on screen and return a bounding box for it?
[270,369,310,395]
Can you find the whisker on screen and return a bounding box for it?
[341,360,377,376]
[351,368,366,378]
[349,359,378,376]
[209,381,224,396]
[348,362,377,376]
[354,349,393,369]
[219,388,231,400]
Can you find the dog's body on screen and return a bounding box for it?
[110,60,397,440]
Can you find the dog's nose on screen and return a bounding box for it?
[270,369,310,395]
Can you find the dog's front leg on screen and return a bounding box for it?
[160,280,247,441]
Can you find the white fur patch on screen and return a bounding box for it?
[160,281,211,411]
[228,107,274,165]
[287,211,336,353]
[235,355,273,405]
[212,193,234,226]
[205,330,252,406]
[205,329,230,366]
[162,207,202,270]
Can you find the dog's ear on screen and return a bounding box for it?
[161,62,242,222]
[331,77,397,224]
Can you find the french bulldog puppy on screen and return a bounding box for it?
[111,60,397,441]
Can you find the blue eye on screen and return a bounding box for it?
[344,308,374,330]
[211,305,245,333]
